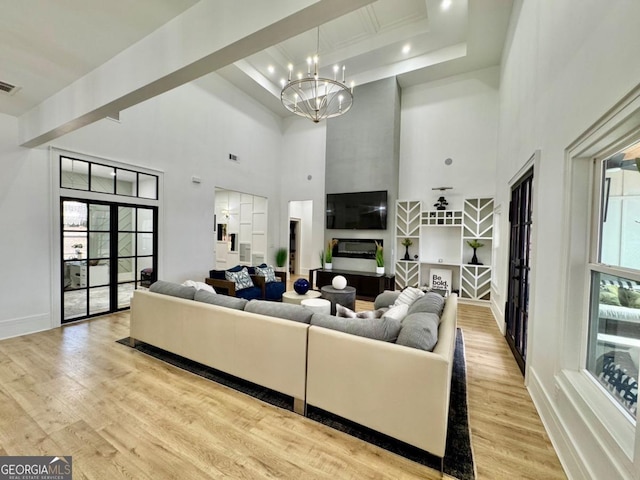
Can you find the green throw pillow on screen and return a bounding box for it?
[599,285,620,306]
[618,288,640,309]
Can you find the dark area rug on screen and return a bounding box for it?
[117,328,474,479]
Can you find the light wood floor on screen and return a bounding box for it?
[0,300,566,479]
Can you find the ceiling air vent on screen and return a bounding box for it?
[0,81,19,95]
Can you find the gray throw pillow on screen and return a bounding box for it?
[245,300,313,324]
[407,292,445,317]
[149,280,196,300]
[374,290,401,309]
[396,312,440,351]
[311,313,401,342]
[194,290,248,310]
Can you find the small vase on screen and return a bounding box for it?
[325,262,332,270]
[471,248,479,265]
[403,245,410,260]
[376,266,384,275]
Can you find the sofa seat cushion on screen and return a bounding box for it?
[396,312,440,351]
[311,313,401,342]
[245,300,313,324]
[149,280,196,300]
[194,290,248,310]
[264,281,286,301]
[234,286,263,300]
[407,292,445,317]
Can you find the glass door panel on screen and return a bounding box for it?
[62,199,157,323]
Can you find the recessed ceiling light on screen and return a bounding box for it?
[441,0,452,10]
[267,65,274,74]
[280,78,286,87]
[402,44,411,54]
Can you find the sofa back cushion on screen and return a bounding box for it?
[407,292,445,317]
[396,312,440,351]
[310,313,401,342]
[245,300,313,324]
[194,290,248,310]
[149,280,196,300]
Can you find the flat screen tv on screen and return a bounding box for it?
[326,190,387,230]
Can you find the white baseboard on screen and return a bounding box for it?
[490,298,505,334]
[528,369,588,480]
[0,313,52,341]
[528,369,635,480]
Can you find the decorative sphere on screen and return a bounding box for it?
[332,275,347,290]
[293,278,310,295]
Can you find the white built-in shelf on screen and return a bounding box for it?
[394,198,494,301]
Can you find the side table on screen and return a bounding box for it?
[320,285,356,315]
[301,298,331,314]
[282,290,321,305]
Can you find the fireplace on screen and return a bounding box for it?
[332,238,382,260]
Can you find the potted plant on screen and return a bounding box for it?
[401,238,413,260]
[275,247,287,269]
[375,241,384,274]
[466,239,484,265]
[324,239,337,270]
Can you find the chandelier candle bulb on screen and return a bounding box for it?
[280,27,353,123]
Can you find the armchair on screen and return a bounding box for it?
[206,266,286,301]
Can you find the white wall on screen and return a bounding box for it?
[496,1,640,478]
[0,114,52,338]
[52,74,285,284]
[280,117,326,273]
[399,66,499,209]
[0,73,286,340]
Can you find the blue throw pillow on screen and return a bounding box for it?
[255,265,277,283]
[225,267,254,291]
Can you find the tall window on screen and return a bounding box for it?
[587,141,640,421]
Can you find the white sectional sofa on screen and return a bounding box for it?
[129,281,458,461]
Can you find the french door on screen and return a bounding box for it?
[505,168,533,374]
[61,198,157,323]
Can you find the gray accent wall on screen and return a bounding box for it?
[325,77,401,272]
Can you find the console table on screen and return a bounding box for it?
[309,268,395,300]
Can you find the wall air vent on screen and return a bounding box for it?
[0,80,19,95]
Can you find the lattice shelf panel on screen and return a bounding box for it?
[396,201,421,237]
[395,261,420,289]
[460,265,492,301]
[463,198,494,238]
[421,210,463,226]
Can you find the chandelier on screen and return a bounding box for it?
[280,28,353,123]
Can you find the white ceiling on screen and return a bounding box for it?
[0,0,513,120]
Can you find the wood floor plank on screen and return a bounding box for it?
[0,294,566,479]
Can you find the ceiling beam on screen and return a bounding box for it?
[19,0,375,148]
